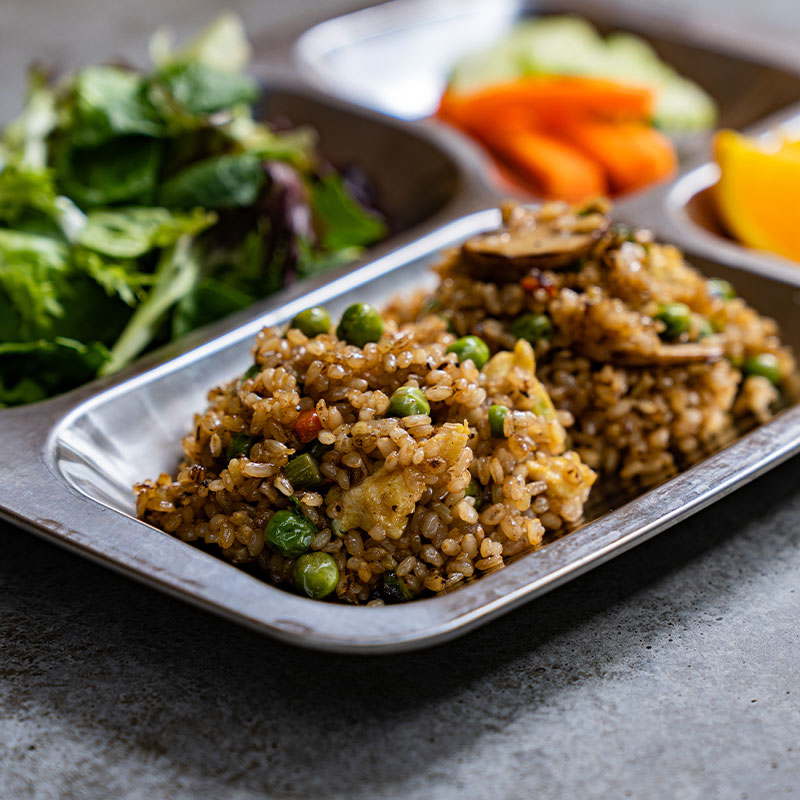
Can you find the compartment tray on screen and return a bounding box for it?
[2,208,800,653]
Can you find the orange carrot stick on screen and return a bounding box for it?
[438,76,655,134]
[553,119,676,194]
[476,127,609,202]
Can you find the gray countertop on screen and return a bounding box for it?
[3,2,800,798]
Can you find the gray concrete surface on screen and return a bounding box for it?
[3,1,800,798]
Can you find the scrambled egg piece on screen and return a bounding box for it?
[483,339,566,453]
[527,452,596,523]
[328,423,470,539]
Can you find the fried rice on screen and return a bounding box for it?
[401,199,798,490]
[136,199,797,603]
[136,313,595,604]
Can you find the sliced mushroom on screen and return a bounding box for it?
[461,216,609,282]
[611,341,725,367]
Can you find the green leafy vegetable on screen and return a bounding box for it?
[0,229,71,336]
[172,276,253,338]
[311,175,387,252]
[57,136,163,208]
[150,12,252,74]
[78,206,216,258]
[74,250,153,306]
[0,337,110,407]
[155,61,258,116]
[68,66,166,147]
[1,69,57,169]
[158,152,264,208]
[0,13,386,406]
[102,236,201,374]
[0,166,58,223]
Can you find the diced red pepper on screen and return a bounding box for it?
[521,271,557,298]
[294,409,322,443]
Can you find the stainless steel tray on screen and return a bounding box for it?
[3,206,800,654]
[5,2,800,654]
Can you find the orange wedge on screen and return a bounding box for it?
[713,129,800,262]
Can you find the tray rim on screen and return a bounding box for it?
[4,207,800,654]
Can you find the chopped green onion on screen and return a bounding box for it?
[464,478,483,510]
[226,433,257,462]
[307,440,333,461]
[284,452,323,490]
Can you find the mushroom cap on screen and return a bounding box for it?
[461,208,610,281]
[611,341,725,366]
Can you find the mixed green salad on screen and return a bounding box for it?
[0,14,386,406]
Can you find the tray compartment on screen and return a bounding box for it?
[8,208,792,652]
[257,86,465,233]
[0,82,473,420]
[294,0,800,155]
[52,224,800,519]
[658,116,800,276]
[614,141,800,288]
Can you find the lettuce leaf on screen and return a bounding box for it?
[310,174,387,252]
[158,152,263,208]
[1,69,57,170]
[78,205,216,258]
[0,228,132,344]
[0,229,70,336]
[68,66,166,147]
[102,235,201,374]
[154,61,258,116]
[0,165,58,223]
[73,249,154,307]
[56,136,163,208]
[0,337,110,407]
[172,276,254,338]
[149,13,252,74]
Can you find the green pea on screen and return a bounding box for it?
[654,302,691,340]
[293,552,339,599]
[447,335,490,370]
[509,313,553,343]
[708,278,736,301]
[388,386,430,418]
[464,478,483,510]
[284,453,323,490]
[264,510,317,558]
[291,306,330,337]
[337,302,384,347]
[226,433,257,462]
[744,353,781,385]
[488,404,509,437]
